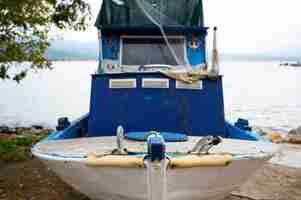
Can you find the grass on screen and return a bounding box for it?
[0,134,48,162]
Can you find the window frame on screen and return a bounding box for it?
[120,35,188,67]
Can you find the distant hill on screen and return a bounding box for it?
[46,40,300,62]
[219,53,300,62]
[46,40,98,60]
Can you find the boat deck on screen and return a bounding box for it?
[33,136,279,158]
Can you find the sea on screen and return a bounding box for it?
[0,61,300,132]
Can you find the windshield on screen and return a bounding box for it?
[122,37,186,66]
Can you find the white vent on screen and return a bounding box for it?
[176,81,202,90]
[142,78,169,88]
[109,79,136,89]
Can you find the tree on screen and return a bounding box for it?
[0,0,91,82]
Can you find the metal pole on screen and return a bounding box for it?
[209,27,219,76]
[97,30,103,73]
[146,160,167,200]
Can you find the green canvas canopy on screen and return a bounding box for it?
[95,0,204,29]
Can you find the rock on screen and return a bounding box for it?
[15,127,32,134]
[0,125,10,133]
[288,126,301,136]
[285,126,301,144]
[32,125,44,130]
[286,136,301,144]
[0,126,18,134]
[266,132,284,143]
[252,126,264,135]
[252,126,285,143]
[37,128,54,135]
[252,126,273,136]
[0,125,53,136]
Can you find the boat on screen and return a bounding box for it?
[280,61,301,67]
[32,1,278,200]
[290,62,301,67]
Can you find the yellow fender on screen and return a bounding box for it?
[86,154,145,168]
[169,154,232,168]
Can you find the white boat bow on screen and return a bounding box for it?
[32,136,278,200]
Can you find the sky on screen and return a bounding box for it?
[61,0,301,57]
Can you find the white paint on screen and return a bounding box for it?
[101,59,121,73]
[109,79,137,89]
[32,136,279,200]
[34,155,268,200]
[142,78,169,89]
[33,136,278,158]
[176,81,202,90]
[146,160,168,200]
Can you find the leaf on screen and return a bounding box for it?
[0,0,91,82]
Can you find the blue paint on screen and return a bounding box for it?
[147,134,166,162]
[186,34,206,66]
[42,114,266,143]
[126,131,188,142]
[87,73,226,137]
[226,122,267,141]
[234,118,252,131]
[56,117,71,131]
[39,1,269,147]
[101,34,120,60]
[100,29,208,69]
[42,114,89,142]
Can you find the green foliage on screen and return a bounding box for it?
[0,134,48,162]
[0,0,91,82]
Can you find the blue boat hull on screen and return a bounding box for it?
[45,113,265,142]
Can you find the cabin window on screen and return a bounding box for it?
[121,37,186,66]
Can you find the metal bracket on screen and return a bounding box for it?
[189,135,222,154]
[112,126,127,155]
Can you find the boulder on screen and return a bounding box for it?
[287,126,301,144]
[15,127,32,134]
[265,132,284,143]
[288,126,301,136]
[32,125,44,130]
[0,126,18,134]
[252,126,285,143]
[252,126,274,136]
[0,126,10,133]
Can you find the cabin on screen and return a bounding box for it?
[87,0,226,138]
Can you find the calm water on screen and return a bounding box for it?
[0,61,300,131]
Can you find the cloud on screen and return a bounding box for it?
[204,0,301,55]
[61,0,301,56]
